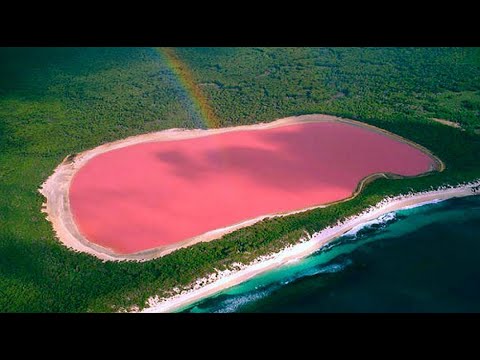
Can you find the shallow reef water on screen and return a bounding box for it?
[181,195,480,313]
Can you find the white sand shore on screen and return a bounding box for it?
[140,180,480,313]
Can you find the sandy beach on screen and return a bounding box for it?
[39,114,443,261]
[140,181,480,313]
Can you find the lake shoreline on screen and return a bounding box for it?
[39,114,442,262]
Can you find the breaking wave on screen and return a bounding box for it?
[342,212,398,239]
[212,287,274,313]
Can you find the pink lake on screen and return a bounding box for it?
[69,121,434,254]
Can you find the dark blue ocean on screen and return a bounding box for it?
[181,195,480,313]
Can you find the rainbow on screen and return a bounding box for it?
[157,47,221,129]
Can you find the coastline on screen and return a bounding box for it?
[39,114,443,262]
[140,180,480,313]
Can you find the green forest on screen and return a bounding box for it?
[0,47,479,312]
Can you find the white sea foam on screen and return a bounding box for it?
[343,211,397,237]
[213,288,272,313]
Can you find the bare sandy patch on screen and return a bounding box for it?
[431,118,462,129]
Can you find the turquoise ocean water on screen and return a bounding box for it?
[181,195,480,313]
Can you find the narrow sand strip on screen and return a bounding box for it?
[431,117,462,129]
[39,114,443,261]
[140,181,480,313]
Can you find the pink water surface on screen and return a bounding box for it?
[69,121,434,254]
